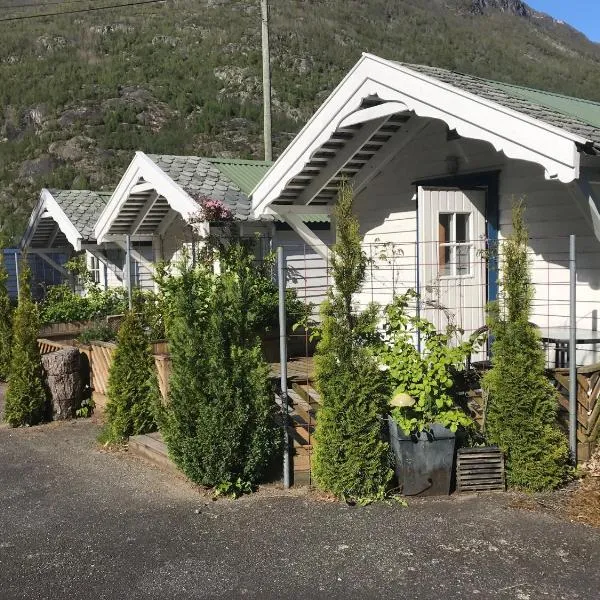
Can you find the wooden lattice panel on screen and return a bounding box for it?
[457,447,505,493]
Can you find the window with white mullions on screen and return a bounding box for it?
[88,254,101,285]
[438,212,471,277]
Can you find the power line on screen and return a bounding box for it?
[0,0,100,10]
[0,0,165,22]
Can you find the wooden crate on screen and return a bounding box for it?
[457,447,505,493]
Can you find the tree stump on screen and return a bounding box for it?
[41,348,82,420]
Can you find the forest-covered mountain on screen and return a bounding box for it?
[1,0,599,242]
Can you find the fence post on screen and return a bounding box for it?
[14,251,20,302]
[125,234,132,311]
[277,245,290,489]
[569,234,577,464]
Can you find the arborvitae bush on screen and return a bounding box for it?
[311,183,392,501]
[102,310,159,443]
[4,263,48,427]
[0,251,13,381]
[484,201,570,491]
[158,244,280,490]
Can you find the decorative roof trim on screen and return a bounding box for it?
[252,54,590,215]
[95,151,199,244]
[21,189,83,251]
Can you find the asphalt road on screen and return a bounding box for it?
[0,397,599,599]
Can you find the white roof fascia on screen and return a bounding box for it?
[22,189,82,251]
[252,54,590,216]
[95,151,198,243]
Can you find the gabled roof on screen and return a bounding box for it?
[145,155,270,220]
[95,152,276,243]
[21,188,110,251]
[402,63,600,150]
[252,53,598,215]
[51,189,111,241]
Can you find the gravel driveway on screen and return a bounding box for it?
[0,396,599,599]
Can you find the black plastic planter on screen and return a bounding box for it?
[387,420,456,496]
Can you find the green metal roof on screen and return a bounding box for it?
[207,158,272,195]
[489,82,600,130]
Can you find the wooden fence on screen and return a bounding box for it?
[551,364,600,462]
[37,338,171,401]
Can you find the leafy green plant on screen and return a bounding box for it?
[77,322,118,344]
[311,182,393,502]
[377,290,476,434]
[213,478,254,499]
[157,243,281,490]
[39,283,129,325]
[483,200,570,491]
[76,396,95,418]
[102,311,159,444]
[4,263,48,427]
[0,251,13,381]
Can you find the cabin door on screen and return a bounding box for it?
[417,187,487,341]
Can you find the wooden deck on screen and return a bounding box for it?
[269,356,315,384]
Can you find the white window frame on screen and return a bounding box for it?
[87,252,103,286]
[438,211,473,279]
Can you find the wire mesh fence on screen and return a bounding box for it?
[278,232,600,370]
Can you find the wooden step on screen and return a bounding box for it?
[292,382,321,409]
[128,432,179,475]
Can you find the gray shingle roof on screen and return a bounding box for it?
[49,189,111,241]
[397,62,600,151]
[145,154,252,220]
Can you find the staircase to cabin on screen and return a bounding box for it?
[275,378,321,486]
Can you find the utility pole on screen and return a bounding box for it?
[261,0,273,162]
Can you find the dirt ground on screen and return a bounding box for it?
[1,382,599,599]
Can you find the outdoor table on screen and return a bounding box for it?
[539,327,600,368]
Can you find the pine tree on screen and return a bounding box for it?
[484,200,570,491]
[103,310,159,443]
[4,262,47,427]
[311,183,392,501]
[159,244,280,489]
[0,251,13,381]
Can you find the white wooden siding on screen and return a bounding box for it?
[350,119,600,363]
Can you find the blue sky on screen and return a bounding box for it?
[527,1,600,42]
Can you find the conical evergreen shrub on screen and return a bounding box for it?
[0,251,13,381]
[103,310,159,443]
[484,201,570,490]
[4,262,47,426]
[158,244,280,490]
[311,183,392,501]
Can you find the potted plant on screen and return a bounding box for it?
[377,291,478,496]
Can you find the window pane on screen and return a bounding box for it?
[439,213,451,244]
[457,245,471,275]
[439,245,452,276]
[456,213,469,243]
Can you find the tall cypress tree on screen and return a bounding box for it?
[4,262,47,427]
[0,250,12,381]
[311,183,392,501]
[484,201,569,490]
[103,310,159,443]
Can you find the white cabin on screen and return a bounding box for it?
[251,54,600,365]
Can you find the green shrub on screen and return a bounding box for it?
[484,201,570,491]
[311,183,392,502]
[39,283,129,325]
[4,263,48,427]
[158,244,280,489]
[0,251,13,381]
[77,322,118,344]
[102,311,159,444]
[377,290,476,434]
